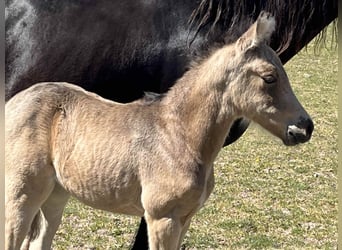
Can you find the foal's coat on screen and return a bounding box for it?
[5,12,313,250]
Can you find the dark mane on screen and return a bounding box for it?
[188,0,337,62]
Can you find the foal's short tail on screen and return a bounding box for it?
[21,211,42,249]
[29,211,42,240]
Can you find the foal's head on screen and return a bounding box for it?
[226,12,313,145]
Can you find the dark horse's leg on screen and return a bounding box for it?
[223,118,251,146]
[131,217,148,250]
[130,118,250,249]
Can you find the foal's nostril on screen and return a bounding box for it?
[286,118,314,145]
[300,117,314,140]
[306,118,314,137]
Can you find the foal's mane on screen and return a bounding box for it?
[139,92,165,105]
[188,0,337,56]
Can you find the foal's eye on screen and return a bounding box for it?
[262,75,277,84]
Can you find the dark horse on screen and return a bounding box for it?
[5,0,337,248]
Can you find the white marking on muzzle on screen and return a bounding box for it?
[288,125,307,136]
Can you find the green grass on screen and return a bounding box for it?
[53,25,337,249]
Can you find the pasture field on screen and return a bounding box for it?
[53,25,337,249]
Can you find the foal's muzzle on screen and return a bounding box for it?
[285,117,314,146]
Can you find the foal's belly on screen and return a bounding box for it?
[54,162,144,216]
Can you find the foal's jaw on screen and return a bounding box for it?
[247,115,314,146]
[254,113,314,146]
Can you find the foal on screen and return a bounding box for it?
[5,12,313,250]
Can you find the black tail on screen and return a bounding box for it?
[130,217,149,250]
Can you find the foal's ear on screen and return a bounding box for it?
[237,11,276,51]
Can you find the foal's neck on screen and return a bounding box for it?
[161,45,237,164]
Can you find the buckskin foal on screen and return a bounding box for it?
[5,12,313,250]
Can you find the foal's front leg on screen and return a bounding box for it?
[144,212,183,250]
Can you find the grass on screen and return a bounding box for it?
[52,24,337,249]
